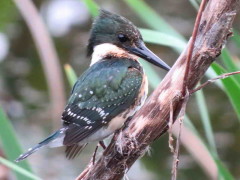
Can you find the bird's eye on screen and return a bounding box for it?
[118,34,129,42]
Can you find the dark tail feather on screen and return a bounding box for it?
[65,144,87,159]
[15,128,66,162]
[15,143,44,162]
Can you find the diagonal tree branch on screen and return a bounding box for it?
[77,0,239,179]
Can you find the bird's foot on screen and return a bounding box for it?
[92,144,99,165]
[99,140,106,149]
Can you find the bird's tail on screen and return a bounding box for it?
[15,128,66,162]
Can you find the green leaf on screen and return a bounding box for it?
[221,48,239,72]
[195,89,218,157]
[0,1,16,31]
[188,0,199,10]
[214,158,235,180]
[0,107,33,180]
[220,48,240,84]
[232,29,240,49]
[211,63,240,121]
[206,67,224,89]
[82,0,99,17]
[64,64,78,87]
[140,28,186,52]
[123,0,185,41]
[0,157,41,180]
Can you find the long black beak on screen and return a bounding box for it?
[127,41,171,71]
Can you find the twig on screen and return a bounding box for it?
[182,0,208,95]
[13,0,66,127]
[171,90,189,180]
[99,141,106,149]
[191,71,240,94]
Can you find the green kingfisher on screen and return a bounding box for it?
[16,10,170,161]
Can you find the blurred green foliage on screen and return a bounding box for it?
[0,1,17,31]
[0,108,35,180]
[0,0,240,179]
[0,157,40,180]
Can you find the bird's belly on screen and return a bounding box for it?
[79,116,129,144]
[79,114,133,144]
[79,127,113,144]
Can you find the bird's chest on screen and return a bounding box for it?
[107,74,148,132]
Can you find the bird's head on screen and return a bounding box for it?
[87,10,170,71]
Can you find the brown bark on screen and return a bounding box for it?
[77,0,240,179]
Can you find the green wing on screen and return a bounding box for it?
[62,58,143,145]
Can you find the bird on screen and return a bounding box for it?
[16,10,170,162]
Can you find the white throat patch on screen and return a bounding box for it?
[90,43,138,66]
